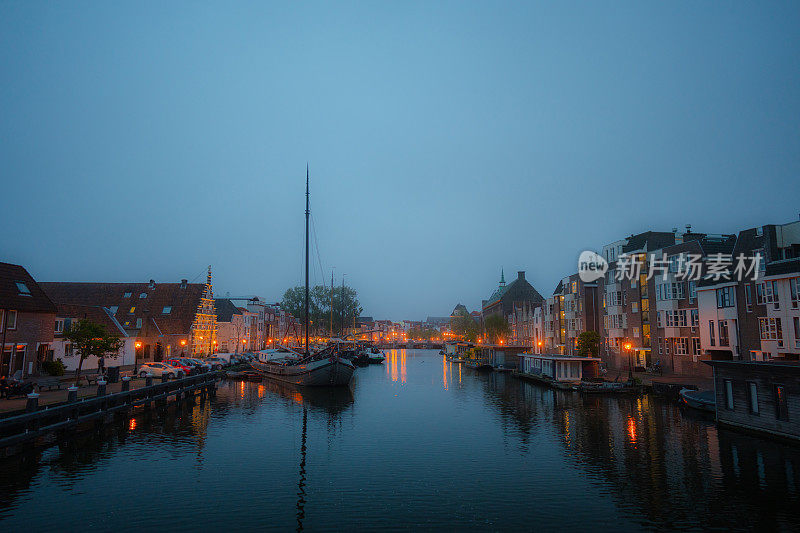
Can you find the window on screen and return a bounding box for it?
[664,310,688,327]
[55,319,64,334]
[724,379,734,410]
[657,282,685,301]
[1,310,17,331]
[633,327,640,338]
[775,385,789,421]
[791,278,799,310]
[632,302,638,313]
[709,320,715,346]
[757,281,780,310]
[759,318,783,346]
[162,306,172,315]
[692,337,701,355]
[690,309,699,327]
[124,292,132,298]
[716,287,734,308]
[15,281,31,295]
[139,293,147,299]
[748,382,759,414]
[136,318,143,329]
[641,298,649,312]
[719,321,729,346]
[745,284,753,312]
[108,306,118,315]
[675,338,688,355]
[688,281,697,303]
[130,307,136,314]
[795,317,800,349]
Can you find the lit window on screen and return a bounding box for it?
[130,307,136,314]
[15,281,31,296]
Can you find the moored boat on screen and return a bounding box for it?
[250,349,355,386]
[679,388,716,412]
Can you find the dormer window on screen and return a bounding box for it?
[109,306,119,315]
[129,307,136,314]
[124,292,132,298]
[15,282,31,296]
[139,293,147,299]
[162,306,172,315]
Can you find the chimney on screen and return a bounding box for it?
[149,279,155,289]
[180,279,188,289]
[518,271,525,281]
[686,224,692,232]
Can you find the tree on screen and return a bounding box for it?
[62,319,124,384]
[280,284,363,336]
[450,310,478,341]
[576,330,601,357]
[407,326,438,341]
[484,314,510,344]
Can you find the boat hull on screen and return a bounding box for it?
[250,358,354,387]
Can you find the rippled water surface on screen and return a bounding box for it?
[2,349,800,531]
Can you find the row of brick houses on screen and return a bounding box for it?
[0,263,298,378]
[501,218,800,378]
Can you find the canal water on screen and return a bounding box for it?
[1,349,799,531]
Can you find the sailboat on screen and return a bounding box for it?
[250,166,355,387]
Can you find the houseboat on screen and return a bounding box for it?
[705,360,800,441]
[515,353,601,390]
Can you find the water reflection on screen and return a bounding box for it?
[479,371,800,530]
[1,351,799,531]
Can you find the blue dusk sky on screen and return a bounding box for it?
[2,1,799,320]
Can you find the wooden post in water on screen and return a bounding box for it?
[121,376,130,392]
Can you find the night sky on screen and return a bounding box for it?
[2,2,799,320]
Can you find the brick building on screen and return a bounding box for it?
[41,271,217,365]
[0,262,57,378]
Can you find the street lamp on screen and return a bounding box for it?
[134,341,142,375]
[624,342,633,379]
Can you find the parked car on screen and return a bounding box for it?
[138,362,180,379]
[204,357,228,370]
[186,358,212,371]
[164,358,195,375]
[177,358,205,373]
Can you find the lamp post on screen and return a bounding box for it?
[134,341,142,375]
[624,341,633,379]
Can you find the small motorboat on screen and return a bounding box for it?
[679,388,716,413]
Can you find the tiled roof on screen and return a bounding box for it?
[56,303,127,337]
[622,231,676,254]
[766,258,800,277]
[0,262,57,314]
[552,280,563,296]
[41,281,205,336]
[214,298,243,322]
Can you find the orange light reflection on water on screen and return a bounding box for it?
[442,355,448,391]
[627,417,637,445]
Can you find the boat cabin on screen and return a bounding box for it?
[444,342,458,356]
[519,353,601,383]
[475,345,528,370]
[705,360,800,441]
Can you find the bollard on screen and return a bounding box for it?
[26,391,40,412]
[161,372,169,383]
[97,379,107,397]
[121,376,131,392]
[67,385,79,403]
[145,374,153,387]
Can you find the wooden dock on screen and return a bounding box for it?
[0,371,219,456]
